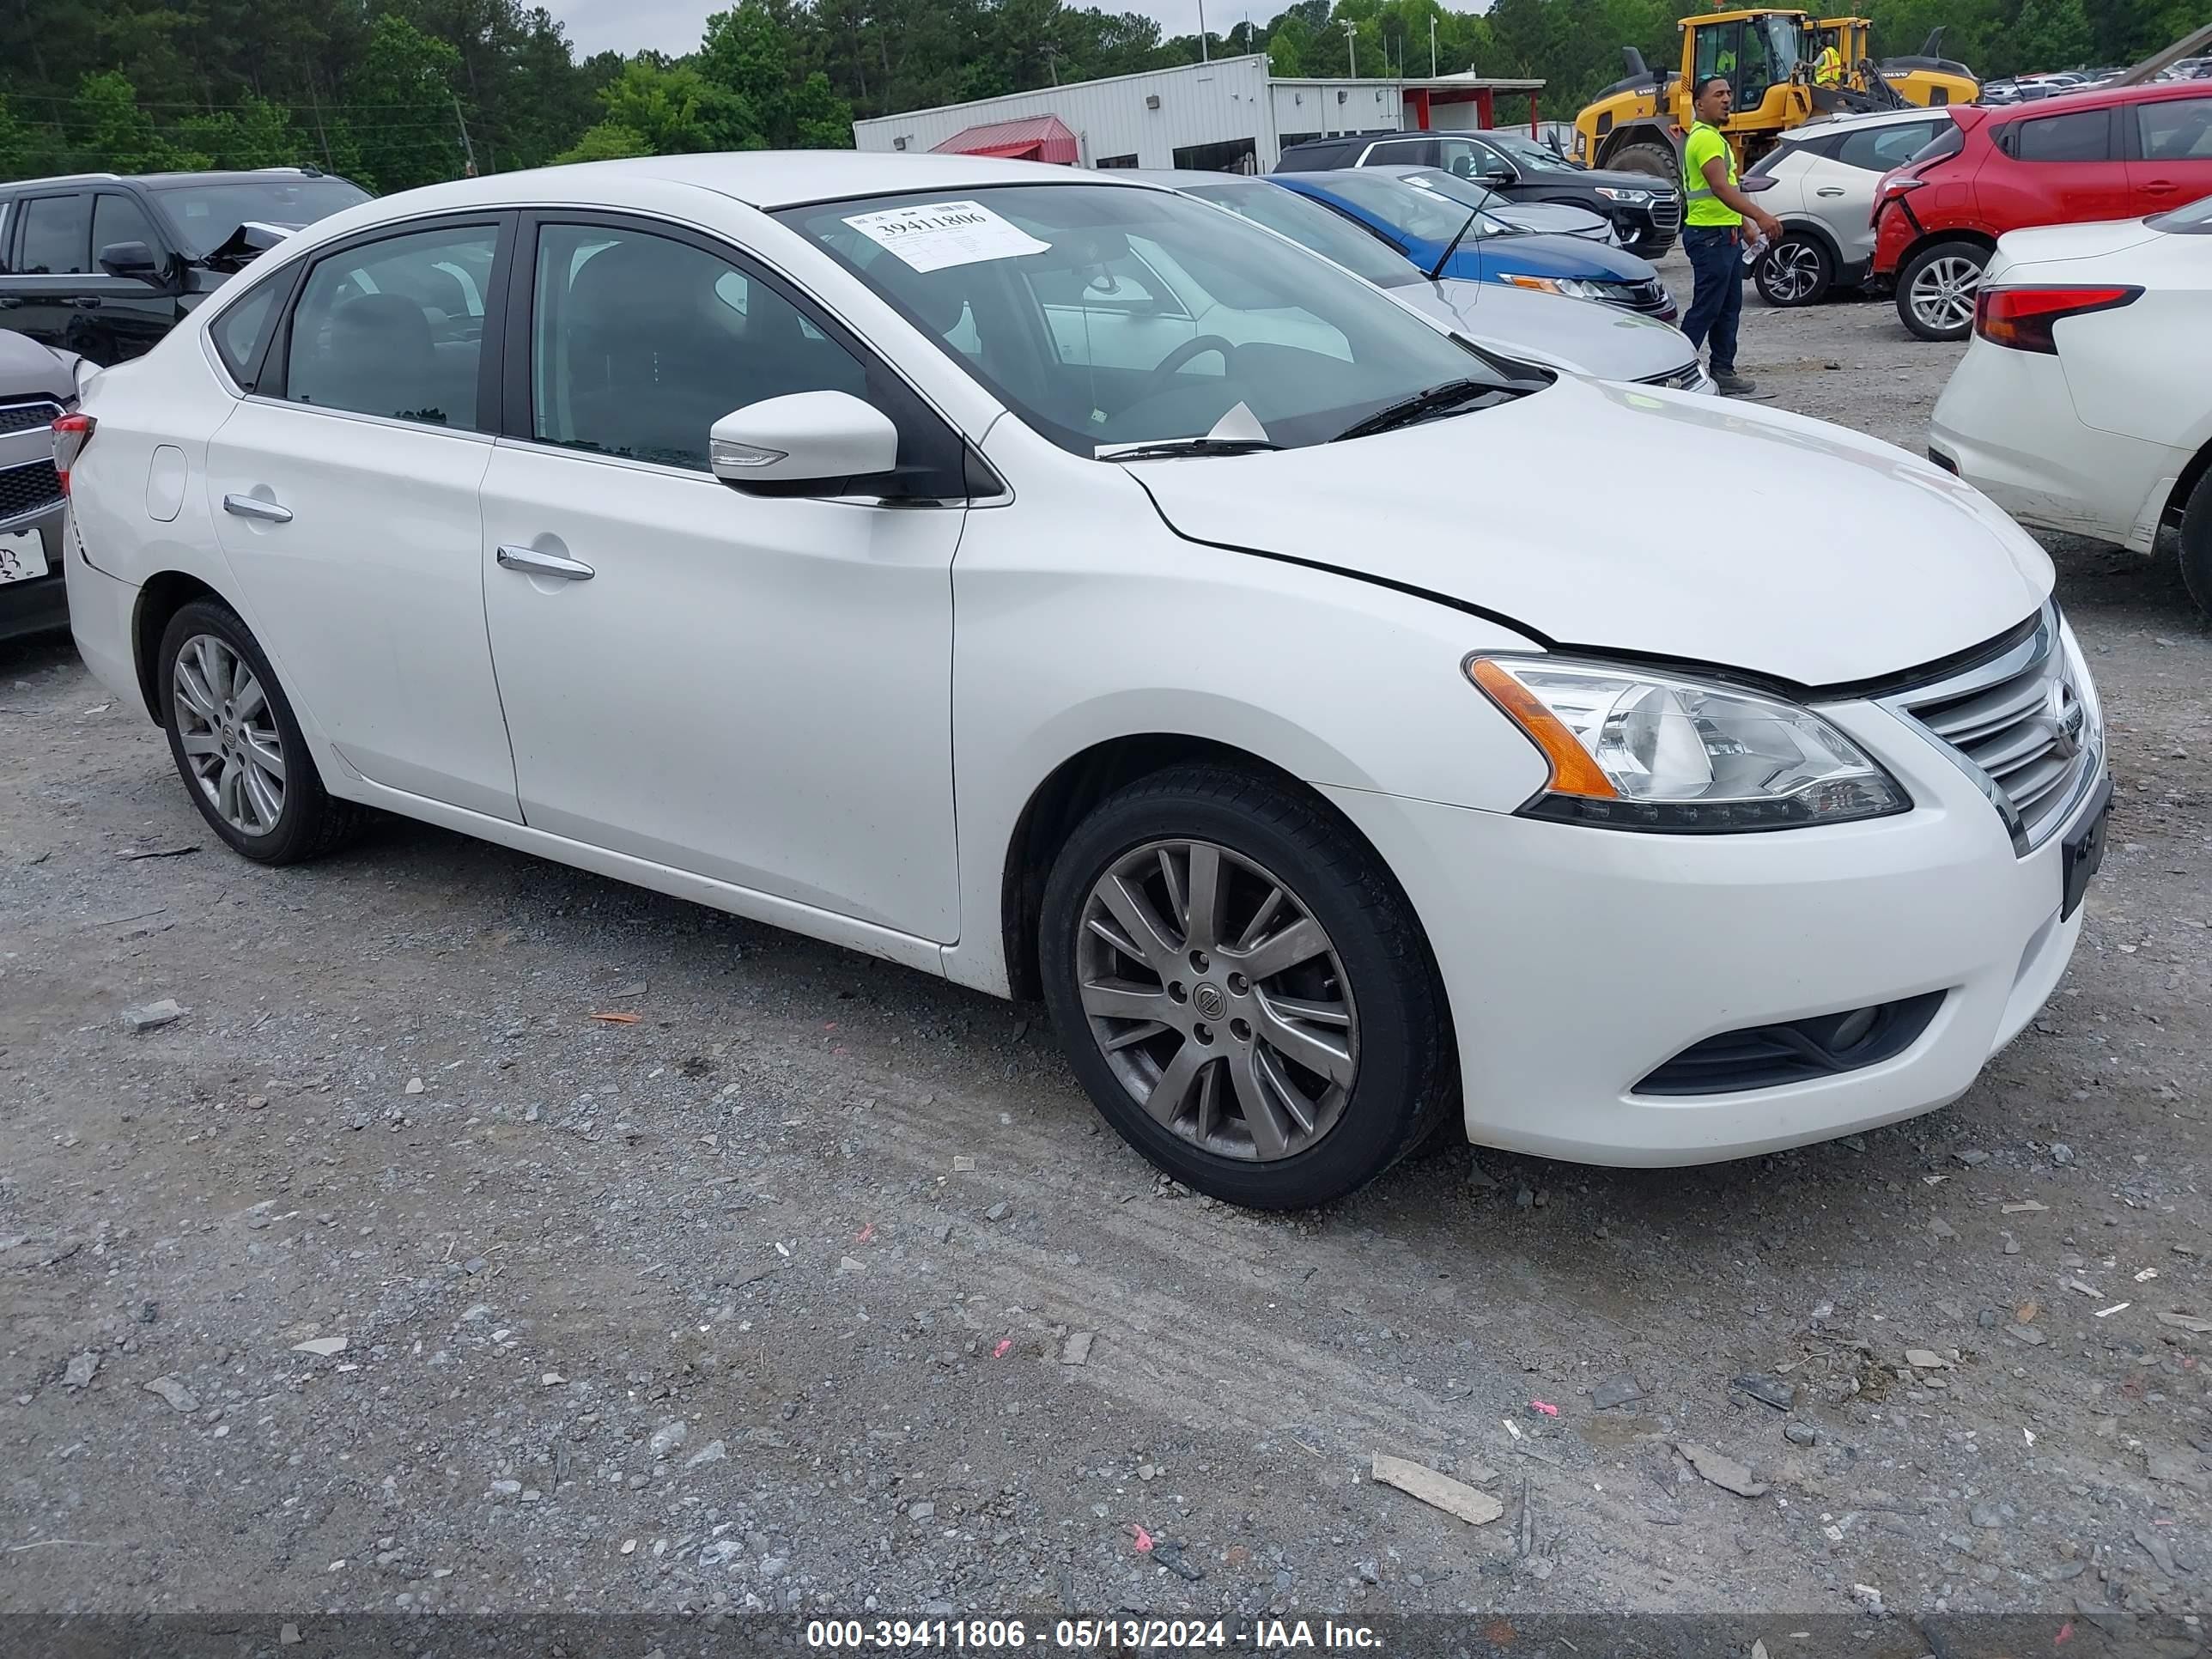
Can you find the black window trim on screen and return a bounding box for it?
[254,209,517,438]
[2002,104,2118,163]
[497,206,981,504]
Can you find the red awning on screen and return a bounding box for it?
[930,114,1079,165]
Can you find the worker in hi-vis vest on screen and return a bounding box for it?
[1813,39,1845,88]
[1679,75,1786,396]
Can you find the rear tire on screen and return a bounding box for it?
[1895,238,1987,341]
[157,599,363,865]
[2180,471,2212,621]
[1754,232,1833,307]
[1038,763,1455,1210]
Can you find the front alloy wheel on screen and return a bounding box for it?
[1039,764,1455,1209]
[1076,838,1358,1163]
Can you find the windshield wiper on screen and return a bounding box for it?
[1095,436,1283,461]
[1330,379,1501,442]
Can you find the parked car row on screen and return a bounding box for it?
[52,153,2112,1208]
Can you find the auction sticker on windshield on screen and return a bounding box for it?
[0,528,48,585]
[842,201,1050,273]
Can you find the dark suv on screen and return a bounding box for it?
[1275,129,1681,256]
[0,168,371,365]
[0,328,83,642]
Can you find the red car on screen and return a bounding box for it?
[1872,81,2212,340]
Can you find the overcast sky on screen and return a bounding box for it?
[546,0,1447,64]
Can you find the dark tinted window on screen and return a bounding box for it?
[2138,95,2212,161]
[1835,119,1946,173]
[2013,108,2113,162]
[529,223,868,472]
[19,195,92,275]
[210,278,286,386]
[92,192,165,261]
[286,224,495,428]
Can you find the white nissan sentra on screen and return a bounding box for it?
[60,154,2109,1208]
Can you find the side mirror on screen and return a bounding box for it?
[709,391,899,492]
[98,240,162,280]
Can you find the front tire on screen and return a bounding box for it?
[1038,764,1455,1210]
[2180,471,2212,620]
[1754,232,1833,307]
[1895,239,1987,341]
[158,599,362,864]
[1609,140,1679,185]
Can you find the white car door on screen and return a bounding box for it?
[475,214,970,941]
[204,215,521,821]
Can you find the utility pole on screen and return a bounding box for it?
[1342,16,1358,78]
[450,91,477,178]
[1198,0,1208,61]
[1430,15,1437,76]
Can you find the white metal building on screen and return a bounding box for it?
[849,53,1547,175]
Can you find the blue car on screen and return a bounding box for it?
[1274,166,1679,324]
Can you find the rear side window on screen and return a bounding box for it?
[1836,120,1946,173]
[209,279,286,388]
[91,192,164,263]
[18,195,93,274]
[2137,95,2212,161]
[1904,121,1964,167]
[284,223,498,429]
[2011,108,2113,162]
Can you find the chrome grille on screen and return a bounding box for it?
[1649,194,1682,234]
[0,398,64,437]
[1886,608,2099,854]
[1638,360,1708,391]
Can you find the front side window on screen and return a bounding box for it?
[530,222,868,472]
[1836,120,1946,173]
[2013,108,2113,162]
[284,224,497,428]
[2138,96,2212,161]
[92,193,165,263]
[18,195,92,275]
[776,184,1511,457]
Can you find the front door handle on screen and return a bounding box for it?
[496,544,594,581]
[2142,180,2179,195]
[74,296,103,310]
[0,297,21,309]
[222,492,293,524]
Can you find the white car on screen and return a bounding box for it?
[1743,106,1957,307]
[1929,195,2212,614]
[1151,171,1710,391]
[63,154,2109,1208]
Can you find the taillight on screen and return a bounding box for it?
[1972,285,2142,354]
[1870,174,1923,226]
[52,412,96,494]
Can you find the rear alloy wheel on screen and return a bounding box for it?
[1896,239,1987,341]
[1754,233,1832,307]
[158,599,363,864]
[1039,764,1454,1209]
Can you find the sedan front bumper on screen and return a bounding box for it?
[1322,695,2101,1166]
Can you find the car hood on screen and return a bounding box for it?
[1993,216,2164,270]
[1568,167,1680,196]
[1394,278,1693,380]
[1468,231,1656,281]
[1489,202,1613,240]
[1125,376,2051,686]
[0,328,79,399]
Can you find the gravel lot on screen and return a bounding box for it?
[3,257,2210,1632]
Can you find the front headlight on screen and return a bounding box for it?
[1468,657,1911,832]
[1594,185,1654,205]
[1498,274,1605,301]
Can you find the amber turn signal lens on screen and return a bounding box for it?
[1466,658,1619,800]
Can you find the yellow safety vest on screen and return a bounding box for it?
[1814,46,1844,88]
[1682,121,1742,227]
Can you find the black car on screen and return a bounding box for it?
[0,329,82,644]
[0,168,371,366]
[1275,130,1681,256]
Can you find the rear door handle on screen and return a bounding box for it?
[74,296,103,310]
[1815,186,1847,197]
[2142,180,2179,195]
[222,493,293,524]
[496,544,594,581]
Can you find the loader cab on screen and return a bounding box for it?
[1690,9,1810,133]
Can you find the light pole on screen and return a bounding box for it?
[1342,16,1358,78]
[1199,0,1208,61]
[1430,15,1437,76]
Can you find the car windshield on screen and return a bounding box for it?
[1315,172,1507,243]
[2149,192,2212,232]
[1480,133,1578,173]
[151,178,372,258]
[1393,167,1514,216]
[1177,179,1420,289]
[775,184,1511,457]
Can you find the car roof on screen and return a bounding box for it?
[369,153,1155,217]
[1783,106,1953,143]
[1986,77,2212,119]
[0,167,344,192]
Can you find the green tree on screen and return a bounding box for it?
[2010,0,2095,70]
[70,70,179,173]
[551,120,653,162]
